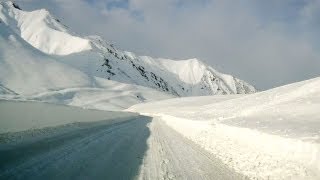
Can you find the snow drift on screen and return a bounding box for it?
[129,77,320,179]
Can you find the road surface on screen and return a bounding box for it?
[0,116,245,180]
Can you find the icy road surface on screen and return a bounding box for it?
[0,117,244,180]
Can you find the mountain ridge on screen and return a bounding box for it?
[0,1,256,96]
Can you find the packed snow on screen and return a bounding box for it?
[129,77,320,179]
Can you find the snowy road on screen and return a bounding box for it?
[0,116,244,180]
[138,118,246,180]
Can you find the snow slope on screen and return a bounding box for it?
[155,58,255,95]
[16,77,173,111]
[0,77,172,111]
[0,19,92,95]
[129,77,320,179]
[0,1,91,55]
[0,1,256,96]
[157,58,207,85]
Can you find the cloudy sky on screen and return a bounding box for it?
[17,0,320,89]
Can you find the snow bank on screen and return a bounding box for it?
[129,77,320,179]
[0,100,139,134]
[157,114,320,180]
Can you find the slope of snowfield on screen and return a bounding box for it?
[0,20,92,95]
[138,55,256,96]
[15,77,172,111]
[156,58,207,85]
[155,58,253,95]
[0,1,91,55]
[0,77,172,111]
[129,77,320,179]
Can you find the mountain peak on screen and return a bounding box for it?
[0,3,92,55]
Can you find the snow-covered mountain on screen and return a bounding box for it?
[0,20,172,110]
[0,2,172,110]
[0,1,256,97]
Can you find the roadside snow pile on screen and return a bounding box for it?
[0,100,139,133]
[129,77,320,180]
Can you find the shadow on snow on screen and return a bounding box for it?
[0,115,152,180]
